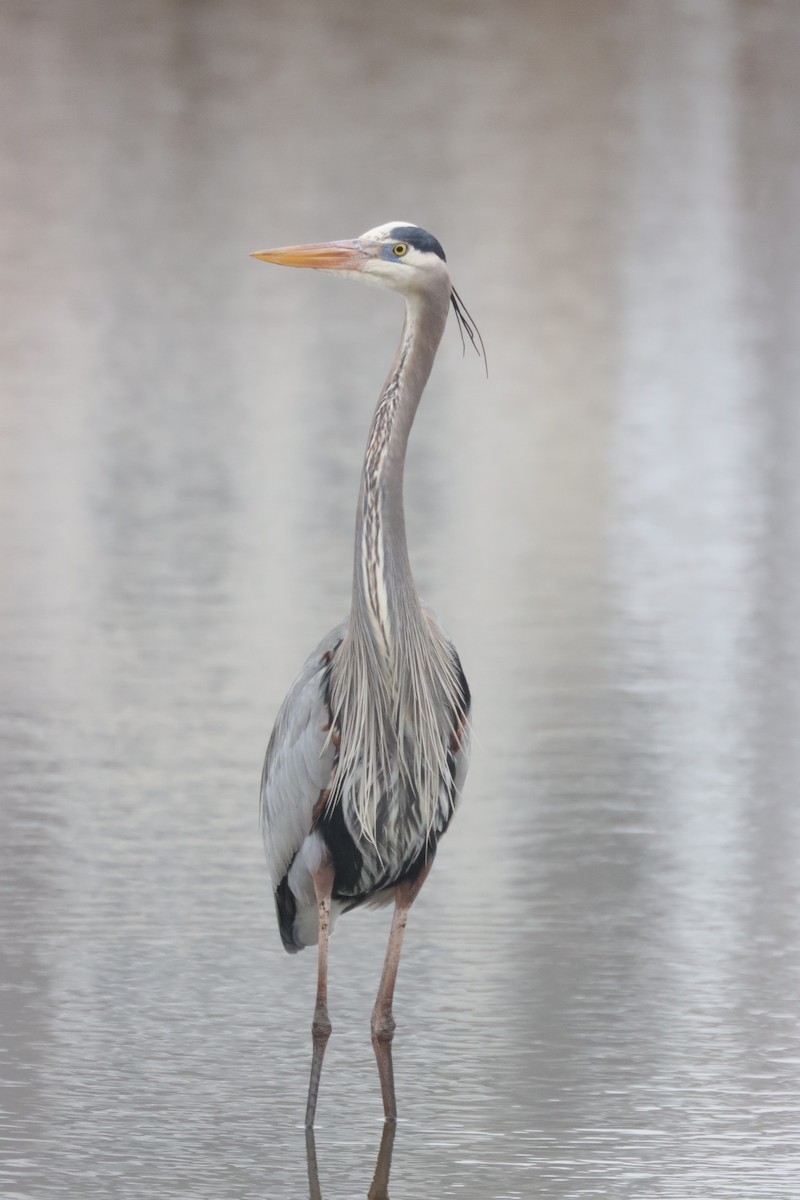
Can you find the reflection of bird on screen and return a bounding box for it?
[253,223,483,1128]
[305,1121,396,1200]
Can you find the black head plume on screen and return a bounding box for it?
[450,287,488,377]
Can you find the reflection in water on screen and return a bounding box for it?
[305,1123,396,1200]
[2,1,800,1198]
[305,1130,323,1200]
[366,1124,396,1200]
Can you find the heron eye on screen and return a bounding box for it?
[392,242,408,257]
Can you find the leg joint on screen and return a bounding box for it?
[312,1012,332,1042]
[371,1007,396,1044]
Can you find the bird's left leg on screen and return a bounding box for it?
[371,860,432,1122]
[305,859,335,1129]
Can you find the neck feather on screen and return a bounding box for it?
[349,283,450,653]
[327,277,468,847]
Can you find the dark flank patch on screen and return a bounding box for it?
[275,875,301,953]
[389,225,447,262]
[316,791,365,900]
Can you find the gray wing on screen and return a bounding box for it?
[259,621,347,892]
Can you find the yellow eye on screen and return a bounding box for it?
[392,242,408,257]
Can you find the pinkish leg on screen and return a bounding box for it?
[370,862,432,1122]
[305,861,335,1129]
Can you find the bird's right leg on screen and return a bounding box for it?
[370,862,432,1121]
[305,860,335,1129]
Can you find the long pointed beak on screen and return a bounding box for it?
[250,239,368,271]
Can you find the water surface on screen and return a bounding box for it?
[2,2,800,1197]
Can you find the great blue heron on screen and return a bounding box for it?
[253,222,483,1128]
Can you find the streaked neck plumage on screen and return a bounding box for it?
[350,279,451,654]
[328,272,465,843]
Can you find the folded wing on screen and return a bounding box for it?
[260,622,347,893]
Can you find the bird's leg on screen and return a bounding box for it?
[371,861,432,1122]
[305,860,335,1129]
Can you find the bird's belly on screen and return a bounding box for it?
[317,774,458,904]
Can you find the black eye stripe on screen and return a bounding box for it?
[388,226,446,261]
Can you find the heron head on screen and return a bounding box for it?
[251,221,451,296]
[252,222,486,370]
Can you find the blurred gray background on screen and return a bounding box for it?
[2,1,799,1197]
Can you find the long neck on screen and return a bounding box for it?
[350,283,450,653]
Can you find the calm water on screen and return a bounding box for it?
[2,1,800,1197]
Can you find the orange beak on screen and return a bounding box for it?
[250,239,368,271]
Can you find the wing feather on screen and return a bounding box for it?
[260,622,347,890]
